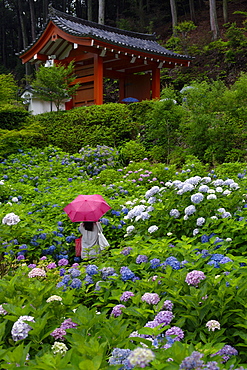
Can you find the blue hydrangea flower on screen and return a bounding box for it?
[70,278,82,289]
[120,267,136,281]
[150,258,161,269]
[191,193,204,204]
[86,265,99,276]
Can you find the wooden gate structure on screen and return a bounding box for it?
[19,6,192,109]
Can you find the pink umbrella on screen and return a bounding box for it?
[63,194,111,222]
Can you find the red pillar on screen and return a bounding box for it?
[152,67,160,99]
[94,54,103,105]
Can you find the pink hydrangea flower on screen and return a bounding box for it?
[28,268,46,278]
[141,293,160,305]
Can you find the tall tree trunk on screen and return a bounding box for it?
[17,0,31,77]
[223,0,228,23]
[76,0,83,18]
[98,0,105,24]
[189,0,196,24]
[209,0,220,40]
[43,0,48,23]
[29,0,36,41]
[138,0,145,29]
[87,0,93,21]
[170,0,178,35]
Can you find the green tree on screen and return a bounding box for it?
[32,61,79,111]
[0,74,18,105]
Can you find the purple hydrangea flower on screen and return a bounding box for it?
[111,304,126,318]
[120,247,132,255]
[154,310,174,325]
[141,293,160,305]
[163,300,173,311]
[58,258,69,266]
[50,327,66,341]
[185,270,206,287]
[60,318,78,330]
[136,255,148,264]
[120,291,135,302]
[165,326,184,341]
[47,262,57,269]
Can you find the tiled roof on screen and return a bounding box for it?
[19,6,191,61]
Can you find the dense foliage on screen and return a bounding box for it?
[1,146,247,368]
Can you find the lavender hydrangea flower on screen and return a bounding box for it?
[148,225,158,233]
[196,217,205,226]
[100,267,116,279]
[46,262,57,269]
[121,247,133,255]
[136,255,148,264]
[185,270,206,287]
[108,348,132,368]
[154,310,174,325]
[86,264,99,276]
[120,291,135,302]
[128,347,155,368]
[68,268,81,278]
[180,351,204,369]
[11,316,35,341]
[213,345,238,360]
[0,303,8,315]
[111,304,126,317]
[141,293,160,305]
[165,326,184,341]
[184,205,196,216]
[169,209,180,218]
[191,193,204,204]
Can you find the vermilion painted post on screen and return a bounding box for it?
[94,54,103,105]
[152,67,160,99]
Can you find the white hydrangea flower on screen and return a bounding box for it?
[211,216,218,220]
[223,190,231,196]
[46,295,62,303]
[165,181,173,187]
[208,189,215,193]
[221,212,232,218]
[11,197,19,203]
[206,320,220,331]
[126,225,135,234]
[230,182,240,190]
[2,213,20,226]
[181,183,194,193]
[224,179,234,185]
[0,180,4,185]
[207,194,217,200]
[225,238,232,242]
[184,215,189,220]
[51,341,68,355]
[212,179,224,186]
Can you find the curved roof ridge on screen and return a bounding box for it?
[48,6,157,41]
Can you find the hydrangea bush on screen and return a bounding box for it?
[0,147,247,368]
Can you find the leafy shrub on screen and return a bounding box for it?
[35,104,138,153]
[0,105,31,130]
[119,140,147,164]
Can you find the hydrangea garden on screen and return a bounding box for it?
[1,145,247,369]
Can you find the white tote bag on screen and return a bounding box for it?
[96,222,110,250]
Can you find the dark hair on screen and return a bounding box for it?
[83,221,94,231]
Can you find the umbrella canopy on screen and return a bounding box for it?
[63,194,111,222]
[180,85,195,93]
[121,97,139,103]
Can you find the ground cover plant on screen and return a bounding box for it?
[1,146,247,369]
